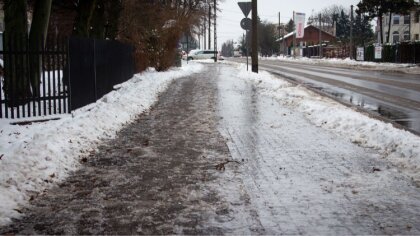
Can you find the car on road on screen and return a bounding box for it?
[187,50,222,60]
[233,50,242,57]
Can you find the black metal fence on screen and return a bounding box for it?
[0,36,135,118]
[68,38,135,110]
[300,42,420,64]
[0,35,69,119]
[364,43,420,64]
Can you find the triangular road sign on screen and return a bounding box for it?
[238,2,252,18]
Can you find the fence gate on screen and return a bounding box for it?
[0,35,70,119]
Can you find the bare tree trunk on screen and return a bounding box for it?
[90,0,105,39]
[29,0,53,97]
[387,12,392,43]
[105,0,122,40]
[379,14,384,44]
[73,0,98,37]
[3,0,31,106]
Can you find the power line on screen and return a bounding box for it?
[222,8,292,19]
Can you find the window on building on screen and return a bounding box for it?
[415,34,419,41]
[403,31,410,41]
[393,31,400,43]
[416,11,420,23]
[404,15,410,24]
[393,15,400,25]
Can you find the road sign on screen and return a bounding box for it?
[238,2,252,18]
[357,47,364,61]
[375,46,382,59]
[240,18,252,30]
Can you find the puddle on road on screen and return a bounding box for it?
[302,81,420,134]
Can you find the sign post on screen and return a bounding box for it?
[238,2,252,71]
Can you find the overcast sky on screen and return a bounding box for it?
[215,0,361,48]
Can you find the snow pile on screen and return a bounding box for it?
[235,63,420,183]
[261,56,419,74]
[0,62,203,226]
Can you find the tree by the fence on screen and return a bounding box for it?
[104,0,122,40]
[3,0,32,106]
[89,0,106,39]
[118,0,216,72]
[73,0,98,37]
[29,0,53,97]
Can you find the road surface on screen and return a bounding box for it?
[1,64,420,234]
[229,58,420,134]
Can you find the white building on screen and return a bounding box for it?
[411,9,420,41]
[380,4,420,43]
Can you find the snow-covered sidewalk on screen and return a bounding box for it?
[233,63,420,177]
[0,62,203,226]
[1,60,419,231]
[216,64,420,234]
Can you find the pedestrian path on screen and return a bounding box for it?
[2,64,420,234]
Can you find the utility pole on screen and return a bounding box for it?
[244,32,249,71]
[293,11,296,58]
[214,0,217,62]
[203,19,206,49]
[278,12,281,55]
[208,2,211,49]
[319,13,322,58]
[350,5,354,59]
[251,0,258,72]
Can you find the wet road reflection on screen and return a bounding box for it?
[230,59,420,134]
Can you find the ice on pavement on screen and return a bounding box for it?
[233,63,420,183]
[0,62,204,226]
[215,64,420,234]
[0,60,419,229]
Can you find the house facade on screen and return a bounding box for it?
[411,9,420,41]
[277,25,336,56]
[381,6,420,43]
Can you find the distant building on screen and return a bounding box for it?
[411,8,420,41]
[276,25,336,56]
[380,5,420,43]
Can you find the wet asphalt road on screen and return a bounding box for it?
[2,64,420,234]
[229,58,420,134]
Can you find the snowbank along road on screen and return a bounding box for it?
[1,63,420,234]
[230,58,420,134]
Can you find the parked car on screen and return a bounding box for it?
[187,50,221,60]
[233,50,242,57]
[182,49,199,60]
